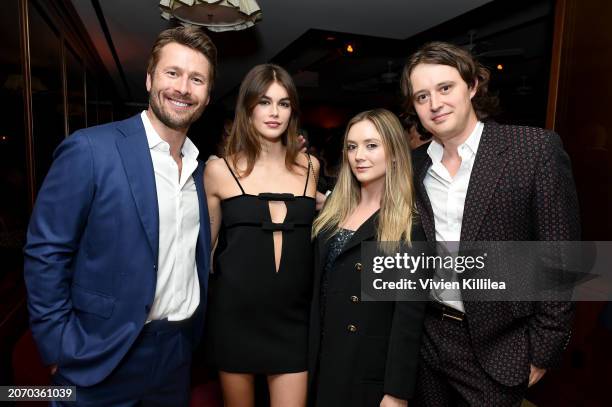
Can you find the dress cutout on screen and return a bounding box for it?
[205,157,315,373]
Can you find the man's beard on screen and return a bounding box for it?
[149,91,205,131]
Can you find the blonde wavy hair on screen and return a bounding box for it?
[312,109,415,244]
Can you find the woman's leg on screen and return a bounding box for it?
[219,371,255,407]
[267,371,308,407]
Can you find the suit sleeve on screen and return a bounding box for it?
[23,132,95,366]
[383,298,427,399]
[529,132,580,369]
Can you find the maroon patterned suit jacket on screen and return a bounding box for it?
[412,122,580,386]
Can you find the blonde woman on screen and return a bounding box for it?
[204,64,319,407]
[308,109,426,407]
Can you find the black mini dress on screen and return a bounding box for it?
[205,157,315,373]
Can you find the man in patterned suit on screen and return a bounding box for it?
[400,42,580,406]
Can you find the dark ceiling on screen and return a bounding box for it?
[71,0,494,103]
[202,0,556,150]
[70,0,557,158]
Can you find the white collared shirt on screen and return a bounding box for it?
[141,111,200,322]
[424,121,484,312]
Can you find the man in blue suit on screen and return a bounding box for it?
[24,26,216,406]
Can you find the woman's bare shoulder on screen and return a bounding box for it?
[297,152,320,172]
[204,155,228,177]
[308,153,321,171]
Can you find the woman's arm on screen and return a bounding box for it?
[204,159,225,246]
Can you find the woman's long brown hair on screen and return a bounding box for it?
[225,64,303,177]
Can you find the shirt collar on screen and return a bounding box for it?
[463,121,484,156]
[140,110,199,159]
[141,111,165,149]
[181,136,199,160]
[426,120,484,163]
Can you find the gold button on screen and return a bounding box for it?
[350,295,359,303]
[347,324,357,333]
[355,262,362,271]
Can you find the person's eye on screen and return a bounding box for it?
[367,143,379,149]
[279,101,291,108]
[440,85,452,93]
[166,71,177,77]
[258,99,270,105]
[192,77,204,85]
[415,94,429,104]
[346,144,356,151]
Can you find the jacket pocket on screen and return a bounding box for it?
[71,284,115,319]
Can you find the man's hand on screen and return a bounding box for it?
[297,135,307,153]
[50,364,58,375]
[315,191,328,211]
[380,394,408,407]
[528,364,546,387]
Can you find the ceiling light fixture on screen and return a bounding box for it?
[160,0,262,32]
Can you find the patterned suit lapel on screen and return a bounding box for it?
[460,122,510,242]
[414,150,436,242]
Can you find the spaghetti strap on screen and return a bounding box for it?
[303,153,312,196]
[222,157,245,194]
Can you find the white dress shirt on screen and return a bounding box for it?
[424,121,484,312]
[141,111,200,322]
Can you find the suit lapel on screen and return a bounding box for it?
[194,161,211,275]
[115,116,159,258]
[314,228,333,294]
[414,150,436,242]
[460,122,510,242]
[316,229,332,272]
[314,211,378,269]
[339,211,378,255]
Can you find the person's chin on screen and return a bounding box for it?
[430,121,457,137]
[353,174,370,184]
[259,131,284,141]
[160,112,193,130]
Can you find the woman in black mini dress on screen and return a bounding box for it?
[204,64,319,407]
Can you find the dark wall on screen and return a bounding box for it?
[0,0,122,385]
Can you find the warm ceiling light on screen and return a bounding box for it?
[497,64,504,71]
[346,44,354,53]
[160,0,262,32]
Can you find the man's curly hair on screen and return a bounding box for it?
[400,41,499,139]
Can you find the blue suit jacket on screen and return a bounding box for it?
[24,114,211,387]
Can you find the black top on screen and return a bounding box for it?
[205,157,315,373]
